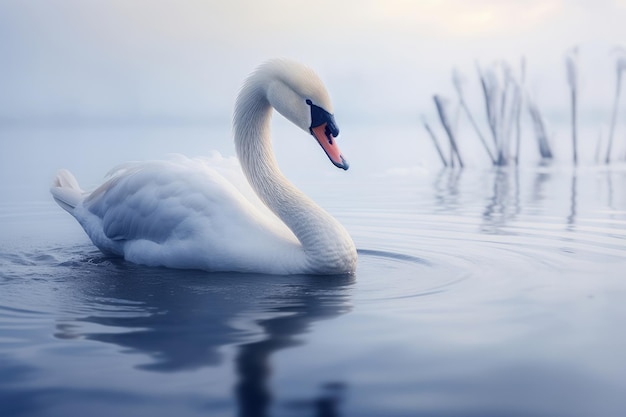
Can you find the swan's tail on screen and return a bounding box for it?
[50,169,84,213]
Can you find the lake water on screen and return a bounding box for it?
[1,125,626,417]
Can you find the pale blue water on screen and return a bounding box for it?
[1,127,626,416]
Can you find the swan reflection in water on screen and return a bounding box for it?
[54,262,354,417]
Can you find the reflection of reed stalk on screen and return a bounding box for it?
[434,95,464,168]
[421,116,448,167]
[566,48,578,165]
[605,53,626,164]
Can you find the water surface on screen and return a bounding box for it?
[1,128,626,417]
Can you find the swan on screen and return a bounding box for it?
[50,59,357,275]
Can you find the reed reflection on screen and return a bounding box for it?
[433,168,463,213]
[481,168,521,233]
[530,165,552,205]
[567,171,578,228]
[430,165,586,232]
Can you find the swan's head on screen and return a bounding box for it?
[261,59,349,170]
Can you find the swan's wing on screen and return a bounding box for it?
[185,152,267,213]
[83,158,262,244]
[77,156,300,272]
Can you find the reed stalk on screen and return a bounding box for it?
[477,65,499,151]
[422,116,449,167]
[527,98,553,159]
[433,95,464,168]
[452,69,496,164]
[478,64,519,166]
[605,52,626,164]
[509,85,522,164]
[566,48,578,165]
[514,57,526,164]
[498,62,520,166]
[502,84,521,165]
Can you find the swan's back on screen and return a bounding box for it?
[52,158,305,273]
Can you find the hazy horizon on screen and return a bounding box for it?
[2,1,626,127]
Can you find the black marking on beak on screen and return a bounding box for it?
[307,99,340,138]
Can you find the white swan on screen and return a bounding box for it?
[50,59,357,275]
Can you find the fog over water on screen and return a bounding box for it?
[2,1,626,126]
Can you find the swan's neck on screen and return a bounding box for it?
[233,84,356,274]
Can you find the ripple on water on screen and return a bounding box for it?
[355,248,470,303]
[343,187,626,313]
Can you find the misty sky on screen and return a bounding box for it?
[1,0,626,125]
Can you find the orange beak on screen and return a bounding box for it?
[311,123,349,170]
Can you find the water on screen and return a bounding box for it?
[1,126,626,417]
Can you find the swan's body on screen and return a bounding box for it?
[50,59,357,275]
